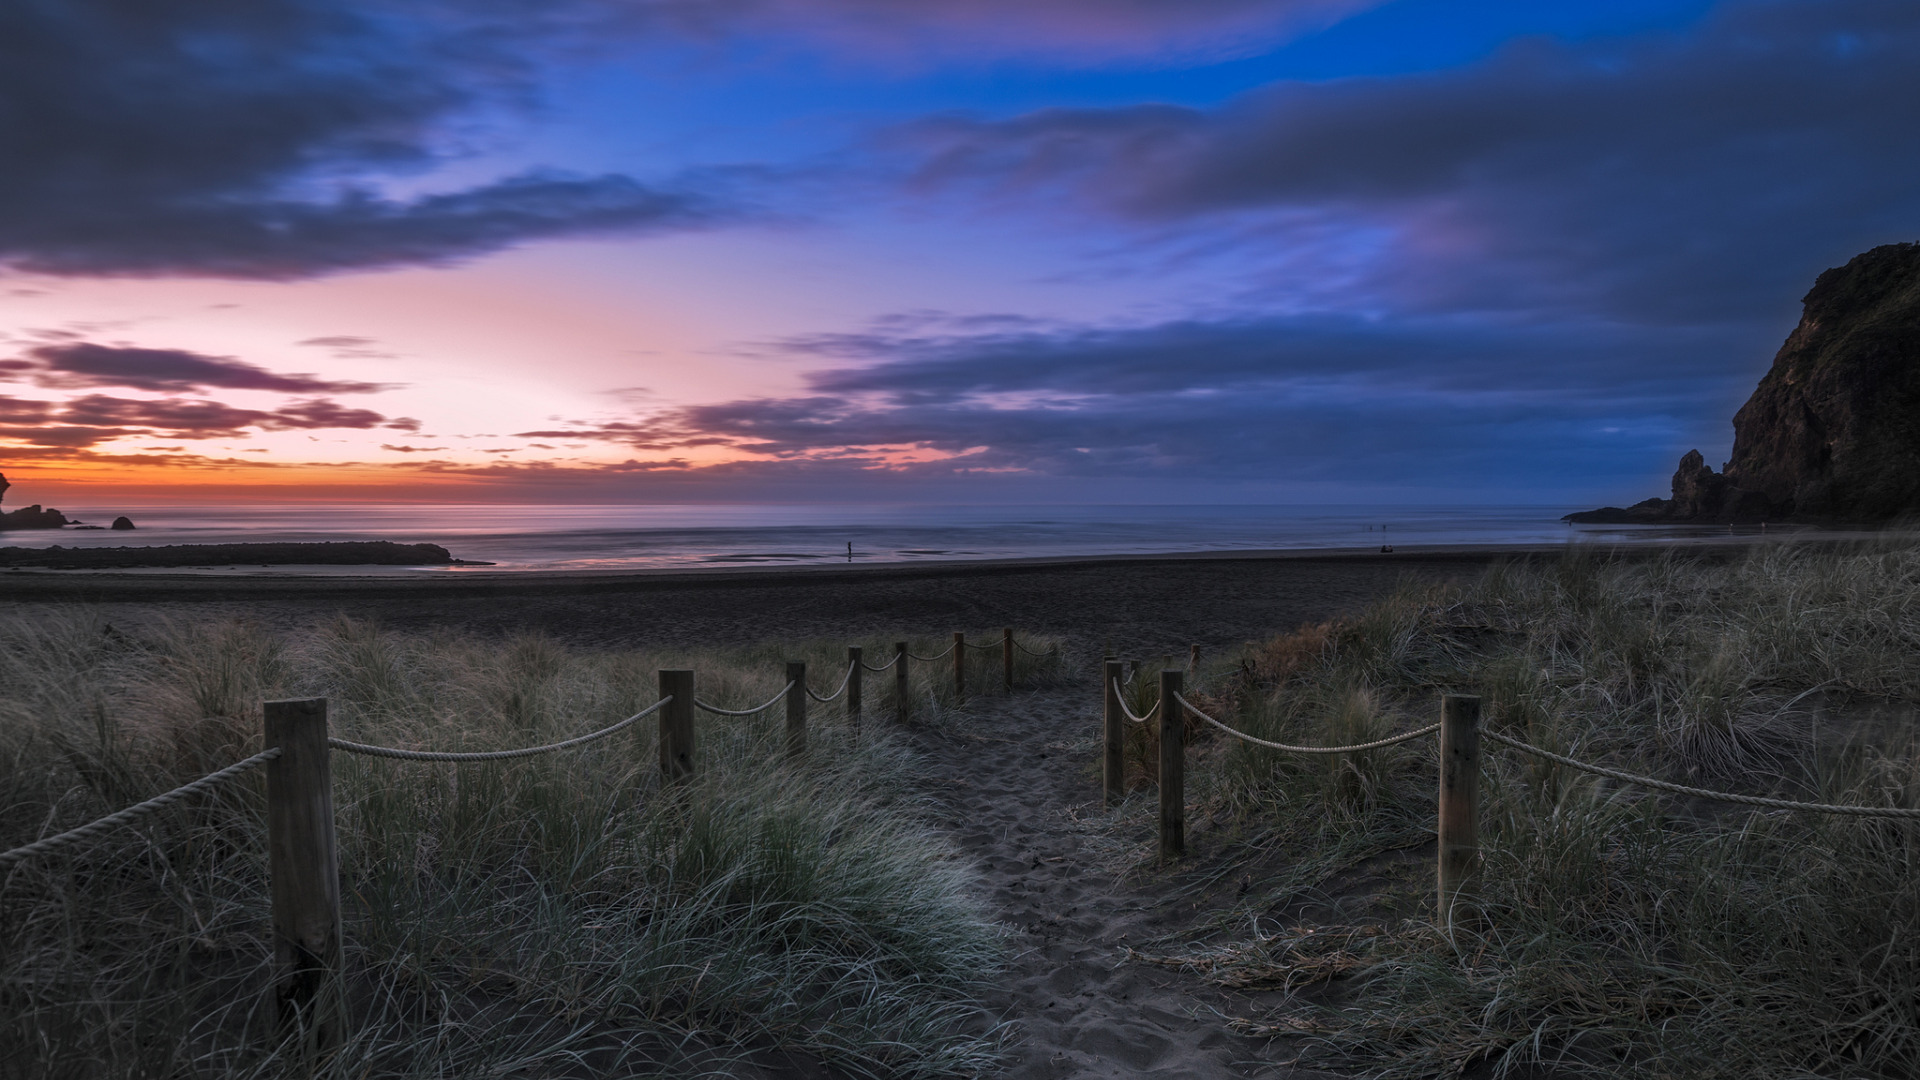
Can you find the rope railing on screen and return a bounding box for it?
[1174,691,1440,754]
[963,638,1002,649]
[906,641,959,662]
[1484,730,1920,818]
[328,698,670,762]
[1013,640,1058,657]
[3,625,1059,1054]
[805,661,856,704]
[0,747,282,869]
[1111,678,1157,724]
[694,682,794,717]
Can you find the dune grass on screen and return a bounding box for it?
[0,614,1059,1079]
[1167,542,1920,1078]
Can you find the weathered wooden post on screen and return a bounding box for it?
[1159,669,1185,861]
[264,697,344,1054]
[786,661,808,758]
[952,631,966,701]
[658,670,695,781]
[1189,643,1200,673]
[1438,694,1482,930]
[1103,658,1125,806]
[1003,627,1014,691]
[847,646,863,737]
[894,641,909,723]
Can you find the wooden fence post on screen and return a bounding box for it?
[1159,669,1185,861]
[1003,627,1014,692]
[786,661,808,758]
[1438,694,1481,929]
[1189,643,1200,673]
[952,631,966,701]
[895,642,909,723]
[1103,658,1125,806]
[847,647,862,737]
[264,697,344,1054]
[658,670,695,782]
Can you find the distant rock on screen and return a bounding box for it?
[111,516,136,530]
[0,472,73,529]
[0,541,463,570]
[1568,242,1920,524]
[0,503,71,529]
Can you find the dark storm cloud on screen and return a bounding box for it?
[900,0,1920,324]
[16,342,391,393]
[0,0,741,279]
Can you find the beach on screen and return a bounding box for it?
[3,547,1537,651]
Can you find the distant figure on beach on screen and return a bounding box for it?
[846,541,853,562]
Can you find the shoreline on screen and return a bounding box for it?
[0,537,1809,654]
[0,537,1766,601]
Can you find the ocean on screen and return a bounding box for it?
[5,503,1779,573]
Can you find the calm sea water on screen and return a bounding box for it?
[4,503,1782,574]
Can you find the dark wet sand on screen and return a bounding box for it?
[0,547,1545,652]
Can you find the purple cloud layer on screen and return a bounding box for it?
[0,0,744,279]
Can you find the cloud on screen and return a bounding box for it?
[897,0,1920,325]
[638,0,1380,62]
[14,342,392,393]
[381,444,448,453]
[0,392,419,448]
[515,308,1758,498]
[0,1,746,279]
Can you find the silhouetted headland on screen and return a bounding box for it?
[1569,242,1920,524]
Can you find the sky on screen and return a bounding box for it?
[1,0,1915,507]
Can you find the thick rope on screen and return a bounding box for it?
[1174,692,1441,754]
[861,653,901,672]
[329,699,669,762]
[1111,678,1158,724]
[806,661,856,704]
[965,638,1002,650]
[1013,640,1057,657]
[1484,731,1920,817]
[695,683,794,717]
[906,642,958,662]
[0,748,282,869]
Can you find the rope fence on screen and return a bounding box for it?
[0,748,282,870]
[329,699,670,762]
[905,642,957,662]
[1,626,1057,1051]
[1484,730,1920,817]
[1110,678,1157,724]
[1176,691,1441,754]
[1108,658,1920,928]
[0,622,1061,1065]
[805,661,857,703]
[695,682,793,717]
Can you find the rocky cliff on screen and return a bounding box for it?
[1568,242,1920,524]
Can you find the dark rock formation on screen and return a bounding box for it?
[0,471,73,529]
[1568,242,1920,524]
[0,541,464,569]
[0,503,71,529]
[111,516,136,531]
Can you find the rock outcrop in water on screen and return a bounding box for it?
[0,472,73,529]
[1568,242,1920,524]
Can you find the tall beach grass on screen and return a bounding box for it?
[1170,542,1920,1078]
[0,614,1056,1078]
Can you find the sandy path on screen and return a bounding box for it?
[910,680,1320,1080]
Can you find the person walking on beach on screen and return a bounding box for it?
[846,541,853,562]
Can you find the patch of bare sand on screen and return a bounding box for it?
[911,679,1343,1079]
